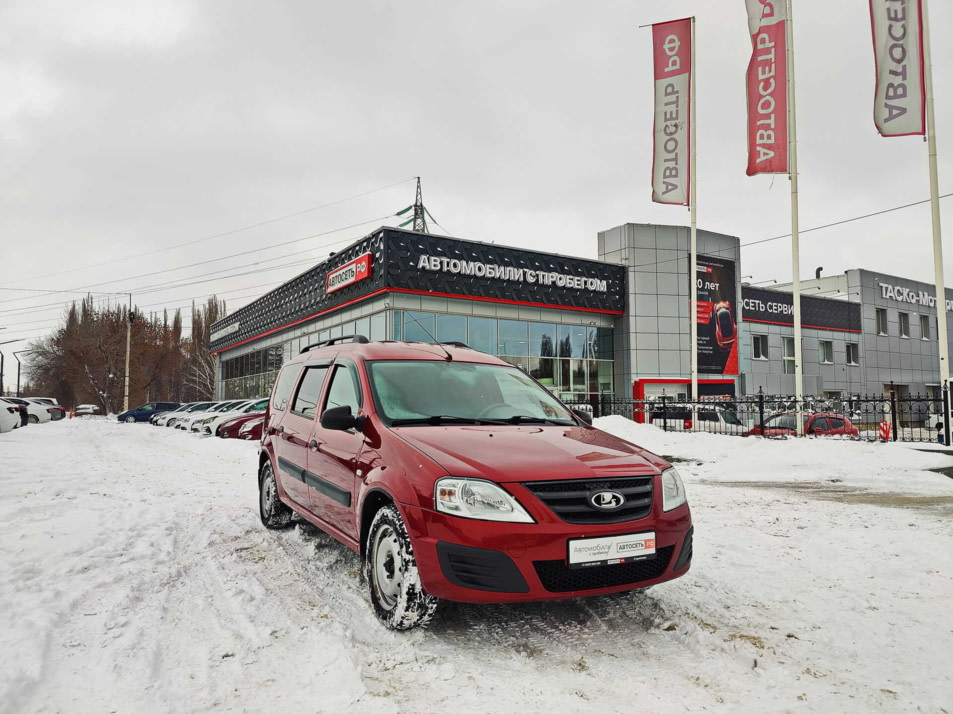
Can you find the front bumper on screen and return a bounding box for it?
[400,500,693,604]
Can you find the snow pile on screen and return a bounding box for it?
[1,417,951,713]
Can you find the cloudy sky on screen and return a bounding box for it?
[1,0,951,361]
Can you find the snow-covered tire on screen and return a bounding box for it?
[259,460,293,530]
[28,415,38,424]
[124,415,136,423]
[365,504,438,631]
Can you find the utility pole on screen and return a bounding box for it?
[123,294,135,412]
[413,177,429,234]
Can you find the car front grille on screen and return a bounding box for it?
[533,546,673,593]
[520,476,654,524]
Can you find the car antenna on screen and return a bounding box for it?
[405,312,453,361]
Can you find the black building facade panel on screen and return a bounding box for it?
[385,231,625,313]
[741,286,861,332]
[211,228,626,352]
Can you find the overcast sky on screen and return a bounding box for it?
[2,0,951,364]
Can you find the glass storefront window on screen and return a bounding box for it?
[559,358,587,395]
[436,314,467,344]
[354,317,370,340]
[498,320,528,356]
[528,356,555,387]
[468,317,497,354]
[530,323,557,358]
[557,325,586,359]
[370,312,386,341]
[500,355,529,373]
[595,327,613,359]
[404,311,435,342]
[392,311,402,340]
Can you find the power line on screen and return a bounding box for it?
[0,214,394,308]
[627,191,953,272]
[1,178,416,288]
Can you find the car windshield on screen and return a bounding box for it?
[764,413,811,429]
[367,360,576,426]
[721,410,742,425]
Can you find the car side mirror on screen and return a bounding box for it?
[571,408,593,425]
[320,405,365,432]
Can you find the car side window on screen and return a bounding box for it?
[272,363,304,411]
[324,364,361,413]
[828,417,845,430]
[141,403,156,410]
[291,366,330,419]
[811,417,830,432]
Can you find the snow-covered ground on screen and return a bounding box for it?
[1,417,951,713]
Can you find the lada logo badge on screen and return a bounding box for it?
[589,490,625,511]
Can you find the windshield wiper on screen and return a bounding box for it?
[504,415,574,425]
[391,415,508,426]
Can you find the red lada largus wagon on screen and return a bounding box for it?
[258,336,693,630]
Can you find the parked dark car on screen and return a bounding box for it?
[257,336,693,631]
[239,416,264,441]
[745,412,860,438]
[117,402,181,424]
[218,412,265,439]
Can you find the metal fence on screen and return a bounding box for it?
[562,386,952,444]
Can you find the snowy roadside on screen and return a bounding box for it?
[1,417,951,713]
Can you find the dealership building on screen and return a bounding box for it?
[209,224,953,403]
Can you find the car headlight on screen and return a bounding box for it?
[435,477,534,523]
[661,467,688,512]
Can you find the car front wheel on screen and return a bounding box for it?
[124,415,136,423]
[365,504,438,631]
[259,460,293,529]
[28,415,38,424]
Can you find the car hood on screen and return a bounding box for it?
[391,424,668,483]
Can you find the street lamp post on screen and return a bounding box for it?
[0,338,22,397]
[14,350,33,397]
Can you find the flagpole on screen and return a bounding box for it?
[690,16,698,406]
[921,0,950,439]
[786,0,804,436]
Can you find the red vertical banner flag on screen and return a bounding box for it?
[745,0,788,175]
[869,0,925,136]
[651,18,692,205]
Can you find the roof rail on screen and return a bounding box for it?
[438,341,470,349]
[300,334,370,354]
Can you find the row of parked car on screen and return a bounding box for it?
[0,397,66,433]
[646,403,861,437]
[119,399,267,440]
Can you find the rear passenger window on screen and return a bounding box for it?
[324,365,361,413]
[272,363,304,411]
[828,417,845,430]
[291,366,329,418]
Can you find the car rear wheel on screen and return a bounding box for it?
[259,460,293,529]
[124,415,136,423]
[365,504,438,631]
